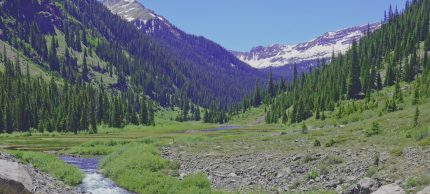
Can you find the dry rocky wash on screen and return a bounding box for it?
[162,145,430,193]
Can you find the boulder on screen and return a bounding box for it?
[0,159,33,192]
[371,183,405,194]
[417,186,430,194]
[344,177,379,194]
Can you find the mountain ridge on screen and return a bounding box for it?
[101,0,265,105]
[232,23,381,69]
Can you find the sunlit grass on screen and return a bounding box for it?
[7,151,84,186]
[100,142,216,194]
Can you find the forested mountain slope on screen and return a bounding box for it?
[259,0,430,124]
[101,0,265,103]
[0,0,262,110]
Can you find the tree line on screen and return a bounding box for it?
[262,0,430,124]
[0,48,154,134]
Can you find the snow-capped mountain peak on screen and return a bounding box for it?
[232,23,381,69]
[101,0,179,35]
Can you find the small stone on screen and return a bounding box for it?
[293,156,301,161]
[228,173,237,177]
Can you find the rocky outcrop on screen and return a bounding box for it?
[345,177,379,194]
[0,178,32,194]
[371,183,404,194]
[0,152,77,194]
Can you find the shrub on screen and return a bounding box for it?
[390,148,403,157]
[414,127,430,141]
[307,170,319,180]
[302,123,309,134]
[313,139,321,147]
[418,137,430,146]
[321,155,344,165]
[325,139,336,147]
[365,122,380,137]
[366,166,378,177]
[406,175,430,188]
[319,164,329,175]
[303,154,315,163]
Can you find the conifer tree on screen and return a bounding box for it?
[347,40,362,99]
[82,50,89,82]
[140,97,148,125]
[414,106,420,127]
[268,69,275,97]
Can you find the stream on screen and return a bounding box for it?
[59,156,130,194]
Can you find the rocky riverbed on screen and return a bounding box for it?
[162,145,430,193]
[0,152,77,194]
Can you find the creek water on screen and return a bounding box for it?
[59,156,130,194]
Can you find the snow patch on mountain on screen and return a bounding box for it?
[233,23,381,69]
[101,0,182,38]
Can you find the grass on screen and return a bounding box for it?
[63,139,130,156]
[100,142,216,194]
[8,151,84,186]
[406,175,430,187]
[1,81,430,192]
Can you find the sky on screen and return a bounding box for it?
[139,0,408,52]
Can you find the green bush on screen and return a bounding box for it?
[325,139,336,147]
[365,166,378,177]
[10,151,84,186]
[365,122,380,137]
[307,170,319,180]
[302,123,309,134]
[414,127,430,141]
[406,175,430,188]
[390,148,403,157]
[313,139,321,147]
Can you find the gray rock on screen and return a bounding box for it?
[344,177,379,194]
[325,180,339,188]
[371,183,404,194]
[276,167,291,178]
[293,156,302,161]
[416,186,430,194]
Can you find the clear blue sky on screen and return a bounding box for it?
[139,0,407,52]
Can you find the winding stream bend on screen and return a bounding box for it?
[59,156,130,194]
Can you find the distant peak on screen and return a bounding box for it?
[232,23,381,69]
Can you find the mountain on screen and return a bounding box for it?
[232,23,381,69]
[101,0,265,103]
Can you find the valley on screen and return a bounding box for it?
[1,0,430,194]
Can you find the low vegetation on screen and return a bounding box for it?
[100,142,214,194]
[9,151,84,186]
